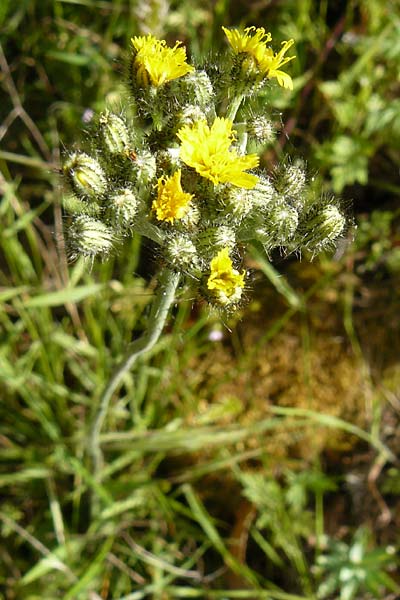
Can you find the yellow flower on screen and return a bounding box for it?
[222,26,295,90]
[222,26,272,63]
[177,117,259,189]
[207,247,245,305]
[152,169,193,223]
[131,34,194,87]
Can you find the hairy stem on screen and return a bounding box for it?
[88,268,180,487]
[225,93,245,122]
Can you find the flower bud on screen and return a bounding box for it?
[68,215,115,259]
[178,203,201,230]
[256,201,299,248]
[132,150,157,187]
[107,188,139,229]
[63,152,107,199]
[98,111,130,154]
[62,193,101,217]
[300,204,346,254]
[247,115,275,145]
[165,233,200,272]
[206,247,245,307]
[219,187,255,222]
[177,70,214,109]
[197,225,236,257]
[250,176,277,211]
[176,105,207,128]
[274,162,306,204]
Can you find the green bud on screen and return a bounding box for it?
[284,164,306,197]
[62,193,101,217]
[250,176,277,211]
[219,187,255,222]
[247,116,275,145]
[197,225,236,256]
[165,233,200,272]
[177,105,207,128]
[107,188,139,229]
[63,152,107,199]
[256,201,299,248]
[98,111,130,154]
[133,150,157,187]
[178,203,201,230]
[274,162,306,206]
[300,204,346,254]
[178,70,214,109]
[68,215,115,259]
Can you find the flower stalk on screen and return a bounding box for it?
[88,268,180,483]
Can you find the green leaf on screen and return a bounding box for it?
[24,284,104,307]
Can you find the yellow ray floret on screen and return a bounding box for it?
[131,34,194,87]
[177,117,259,189]
[207,247,245,305]
[258,39,296,89]
[153,170,193,223]
[222,26,295,90]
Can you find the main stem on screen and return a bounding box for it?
[89,268,180,480]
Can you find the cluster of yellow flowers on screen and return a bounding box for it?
[63,26,347,308]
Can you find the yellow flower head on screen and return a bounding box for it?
[222,26,295,90]
[207,247,245,305]
[222,26,272,63]
[177,117,259,189]
[152,169,193,223]
[131,34,194,87]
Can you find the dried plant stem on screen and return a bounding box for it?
[89,268,180,486]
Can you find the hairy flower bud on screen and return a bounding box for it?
[178,203,201,230]
[133,150,157,187]
[206,247,245,307]
[275,162,306,199]
[234,54,260,90]
[165,233,200,272]
[197,225,236,257]
[247,115,275,145]
[98,111,130,154]
[250,176,277,211]
[300,204,346,254]
[220,187,255,221]
[256,201,299,248]
[68,215,115,259]
[62,193,101,217]
[63,152,107,200]
[107,188,139,229]
[177,105,207,128]
[177,70,214,109]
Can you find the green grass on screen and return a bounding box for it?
[1,1,400,598]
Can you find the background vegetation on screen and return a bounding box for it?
[0,1,399,598]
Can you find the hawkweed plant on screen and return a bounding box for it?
[61,27,350,501]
